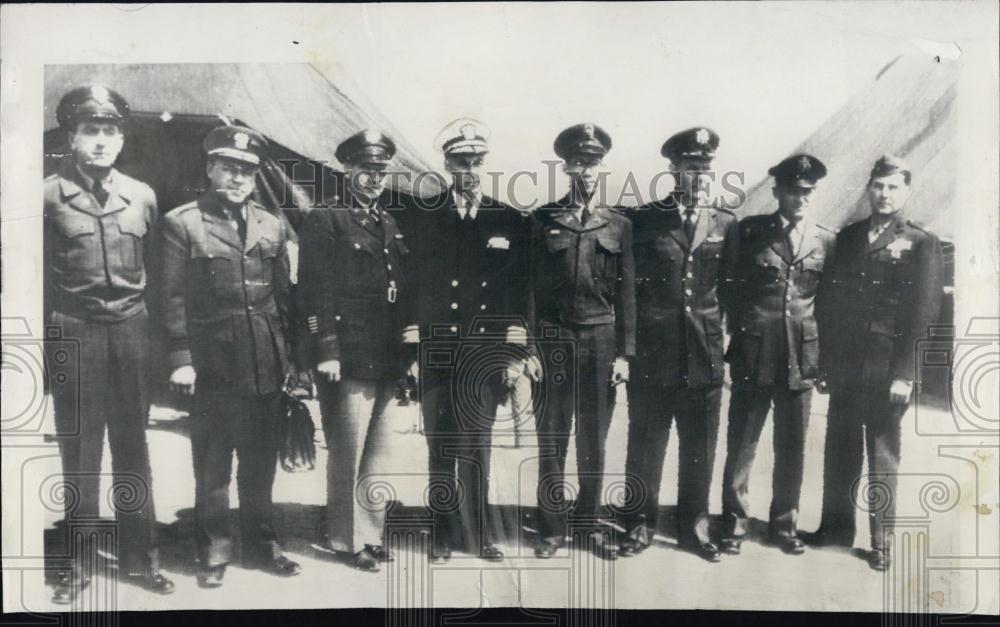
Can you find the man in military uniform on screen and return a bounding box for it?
[813,155,944,571]
[720,154,836,556]
[296,129,411,572]
[44,85,174,602]
[161,125,302,587]
[618,127,738,562]
[531,123,635,561]
[409,119,534,563]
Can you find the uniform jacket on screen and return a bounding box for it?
[627,194,739,388]
[818,214,944,386]
[726,211,836,390]
[44,158,158,323]
[410,191,532,339]
[296,192,411,380]
[530,196,636,357]
[160,192,293,396]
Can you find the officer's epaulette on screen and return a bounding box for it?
[164,200,200,218]
[906,219,933,235]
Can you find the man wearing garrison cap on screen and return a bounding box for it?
[296,129,412,572]
[44,85,174,602]
[529,123,635,561]
[812,155,944,571]
[160,125,302,586]
[719,153,837,557]
[406,118,534,563]
[619,127,739,563]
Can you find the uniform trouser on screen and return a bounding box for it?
[422,374,505,553]
[191,388,282,567]
[721,383,812,540]
[535,322,616,544]
[46,309,158,576]
[623,382,722,547]
[317,376,395,554]
[818,383,905,551]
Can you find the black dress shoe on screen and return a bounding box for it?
[51,569,90,605]
[430,544,452,564]
[617,537,649,558]
[352,548,380,572]
[869,548,891,572]
[480,545,504,562]
[196,564,226,589]
[773,536,806,555]
[257,555,302,577]
[124,571,175,595]
[367,545,395,562]
[719,538,742,555]
[534,541,561,559]
[693,542,722,563]
[574,533,618,561]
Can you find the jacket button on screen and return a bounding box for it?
[387,264,392,270]
[452,280,459,287]
[786,309,791,316]
[481,281,487,287]
[384,248,389,255]
[687,272,693,278]
[451,303,458,310]
[685,288,692,296]
[479,327,486,333]
[685,305,692,312]
[450,325,458,332]
[354,243,361,249]
[247,305,253,311]
[480,304,486,310]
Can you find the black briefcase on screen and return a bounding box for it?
[278,392,316,473]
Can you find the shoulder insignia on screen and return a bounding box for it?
[906,219,933,235]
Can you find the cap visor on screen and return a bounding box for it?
[208,148,261,166]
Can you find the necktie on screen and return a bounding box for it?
[369,205,381,224]
[580,207,591,227]
[232,207,247,244]
[93,180,110,208]
[683,208,696,243]
[784,221,798,256]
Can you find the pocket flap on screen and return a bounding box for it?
[55,213,96,238]
[596,235,622,254]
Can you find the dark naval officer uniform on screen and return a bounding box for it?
[160,127,295,571]
[721,154,836,553]
[815,156,944,558]
[296,130,411,558]
[531,124,636,554]
[43,86,163,588]
[410,119,532,561]
[621,128,739,558]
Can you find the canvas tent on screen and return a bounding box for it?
[43,63,444,229]
[738,53,958,240]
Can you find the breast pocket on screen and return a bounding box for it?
[798,254,825,291]
[53,213,99,271]
[191,253,234,292]
[595,235,622,280]
[699,241,723,286]
[115,210,148,273]
[253,236,280,287]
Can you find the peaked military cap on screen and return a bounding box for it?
[870,154,911,183]
[769,153,827,188]
[436,118,490,156]
[661,126,719,163]
[203,125,269,166]
[56,85,130,130]
[336,129,396,166]
[554,123,612,160]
